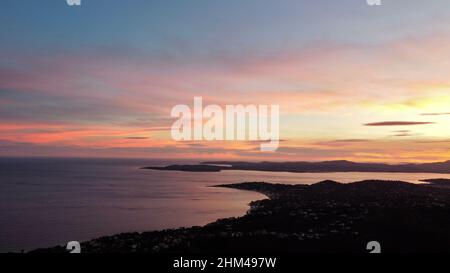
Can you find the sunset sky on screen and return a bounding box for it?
[1,0,450,162]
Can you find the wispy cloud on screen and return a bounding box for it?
[421,112,450,116]
[313,139,371,147]
[364,121,435,126]
[391,133,415,137]
[392,130,411,133]
[389,130,417,137]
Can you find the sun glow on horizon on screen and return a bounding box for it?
[1,1,450,163]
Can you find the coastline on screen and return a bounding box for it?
[141,160,450,174]
[31,179,450,253]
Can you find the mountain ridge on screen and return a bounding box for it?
[142,160,450,174]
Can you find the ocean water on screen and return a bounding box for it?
[1,157,450,252]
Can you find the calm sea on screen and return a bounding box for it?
[1,157,449,252]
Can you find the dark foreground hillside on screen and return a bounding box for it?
[33,180,450,253]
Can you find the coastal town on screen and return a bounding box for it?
[34,179,450,253]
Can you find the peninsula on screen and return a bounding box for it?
[141,160,450,174]
[32,179,450,253]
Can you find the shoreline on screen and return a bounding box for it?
[141,160,450,174]
[30,179,450,253]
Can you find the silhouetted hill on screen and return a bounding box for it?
[141,164,224,172]
[33,179,450,253]
[143,160,450,174]
[421,178,450,187]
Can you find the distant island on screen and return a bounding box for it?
[141,160,450,174]
[33,179,450,253]
[142,164,223,172]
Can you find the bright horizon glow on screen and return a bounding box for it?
[1,0,450,163]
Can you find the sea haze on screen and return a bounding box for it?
[1,157,450,252]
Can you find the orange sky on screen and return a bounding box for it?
[1,1,450,162]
